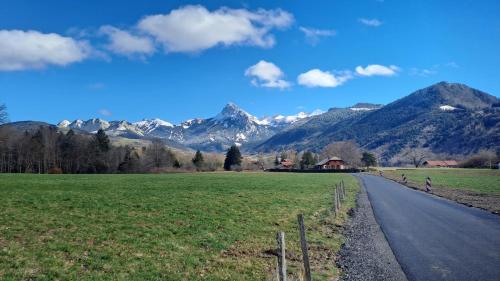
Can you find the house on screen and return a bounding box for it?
[423,160,459,168]
[315,157,346,170]
[279,159,294,169]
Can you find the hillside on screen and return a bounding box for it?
[256,82,500,163]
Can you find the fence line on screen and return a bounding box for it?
[273,180,347,280]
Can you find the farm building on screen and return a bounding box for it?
[315,157,346,170]
[278,159,295,169]
[423,160,459,168]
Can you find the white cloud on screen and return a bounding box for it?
[245,60,291,89]
[299,27,336,45]
[0,30,90,71]
[358,18,383,27]
[355,64,399,76]
[99,25,155,57]
[297,69,352,88]
[98,109,112,116]
[137,5,293,53]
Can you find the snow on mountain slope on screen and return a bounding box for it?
[439,105,457,111]
[66,118,110,133]
[57,103,325,151]
[134,118,174,134]
[259,109,324,126]
[57,120,71,127]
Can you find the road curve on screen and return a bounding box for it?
[356,174,500,281]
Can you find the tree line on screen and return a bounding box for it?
[0,125,245,174]
[273,141,377,169]
[0,126,182,174]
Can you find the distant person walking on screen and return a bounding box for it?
[425,177,432,192]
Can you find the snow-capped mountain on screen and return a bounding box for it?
[179,103,280,150]
[59,118,110,133]
[57,103,324,151]
[134,118,174,134]
[259,109,324,126]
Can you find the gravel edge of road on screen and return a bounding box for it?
[337,174,408,281]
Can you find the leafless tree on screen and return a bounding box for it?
[460,149,497,168]
[403,147,428,168]
[320,140,362,167]
[143,138,177,171]
[257,152,265,170]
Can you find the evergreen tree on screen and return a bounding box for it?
[118,146,140,173]
[300,151,315,169]
[224,145,242,171]
[89,129,111,173]
[361,152,377,168]
[192,150,204,169]
[313,154,319,165]
[95,129,110,152]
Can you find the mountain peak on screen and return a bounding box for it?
[222,102,243,113]
[57,120,71,127]
[217,102,253,120]
[415,82,498,110]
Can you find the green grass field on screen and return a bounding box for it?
[383,168,500,194]
[0,172,358,281]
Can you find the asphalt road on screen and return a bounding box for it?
[357,174,500,281]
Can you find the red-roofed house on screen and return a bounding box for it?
[279,159,295,169]
[315,157,346,170]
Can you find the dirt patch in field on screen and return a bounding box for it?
[381,174,500,214]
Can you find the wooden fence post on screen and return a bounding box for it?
[333,186,337,214]
[342,180,346,198]
[335,184,340,213]
[297,214,312,281]
[336,184,341,209]
[276,231,287,281]
[340,182,344,200]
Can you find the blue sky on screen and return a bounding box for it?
[1,0,499,124]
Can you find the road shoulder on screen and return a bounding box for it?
[337,174,407,281]
[379,172,500,214]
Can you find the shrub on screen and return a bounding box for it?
[48,167,63,174]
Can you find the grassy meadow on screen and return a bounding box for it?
[0,172,358,281]
[382,168,500,194]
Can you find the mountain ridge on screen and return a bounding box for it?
[56,104,325,151]
[3,82,498,162]
[256,81,500,163]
